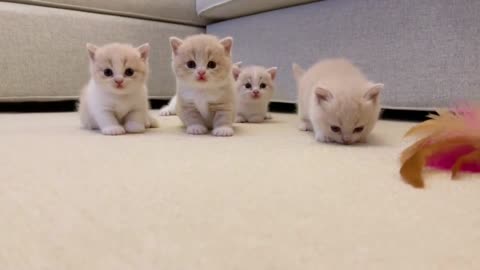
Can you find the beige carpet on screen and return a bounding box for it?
[1,112,480,269]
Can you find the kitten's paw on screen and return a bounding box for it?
[212,126,234,137]
[101,125,126,136]
[298,121,312,131]
[186,124,208,135]
[315,133,334,143]
[125,121,146,133]
[314,133,328,143]
[248,116,265,123]
[265,113,272,120]
[235,115,247,123]
[146,115,159,128]
[159,106,176,116]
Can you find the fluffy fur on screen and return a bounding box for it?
[234,65,277,123]
[159,62,242,117]
[293,58,383,144]
[169,34,235,136]
[78,43,158,135]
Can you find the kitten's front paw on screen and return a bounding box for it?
[186,124,208,135]
[212,126,234,137]
[298,121,312,131]
[101,125,126,136]
[315,133,334,143]
[314,132,327,142]
[159,107,176,116]
[265,113,272,120]
[125,121,146,133]
[235,115,247,123]
[248,115,265,123]
[146,115,159,128]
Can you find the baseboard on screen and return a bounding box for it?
[0,100,434,122]
[0,100,170,113]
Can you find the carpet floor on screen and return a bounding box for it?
[1,112,480,269]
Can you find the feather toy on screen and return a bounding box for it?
[400,104,480,188]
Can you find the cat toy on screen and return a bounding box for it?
[400,104,480,188]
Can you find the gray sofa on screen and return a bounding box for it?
[1,0,479,110]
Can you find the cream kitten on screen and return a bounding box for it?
[292,58,383,144]
[159,61,242,117]
[169,34,235,136]
[234,65,277,123]
[78,43,158,135]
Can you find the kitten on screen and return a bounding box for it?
[292,58,383,144]
[169,34,235,136]
[78,43,158,135]
[234,65,277,123]
[159,61,243,116]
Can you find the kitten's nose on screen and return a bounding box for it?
[197,70,206,76]
[114,78,124,84]
[253,90,260,95]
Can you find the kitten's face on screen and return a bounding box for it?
[311,84,383,144]
[170,35,233,88]
[87,43,149,95]
[235,66,277,101]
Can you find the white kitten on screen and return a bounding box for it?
[292,58,383,144]
[234,65,277,123]
[78,43,158,135]
[169,34,236,136]
[159,61,242,117]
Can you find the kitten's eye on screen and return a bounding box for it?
[354,126,364,133]
[245,83,252,89]
[186,60,196,69]
[103,68,113,77]
[260,83,267,89]
[330,126,341,133]
[207,61,216,69]
[124,68,134,77]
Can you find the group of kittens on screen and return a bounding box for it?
[78,34,383,144]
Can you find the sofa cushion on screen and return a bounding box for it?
[196,0,318,20]
[208,0,480,109]
[5,0,207,26]
[0,2,203,101]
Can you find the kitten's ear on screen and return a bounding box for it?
[364,83,384,103]
[232,66,242,80]
[86,43,98,61]
[266,67,278,80]
[292,63,305,81]
[219,37,233,55]
[169,37,183,55]
[136,43,150,61]
[314,87,333,104]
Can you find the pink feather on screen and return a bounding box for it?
[425,103,480,172]
[426,145,480,172]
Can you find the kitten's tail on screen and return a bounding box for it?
[292,63,305,81]
[233,61,242,69]
[159,95,177,116]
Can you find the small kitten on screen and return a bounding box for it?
[78,43,158,135]
[292,58,383,144]
[159,61,242,117]
[169,34,235,136]
[234,65,277,123]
